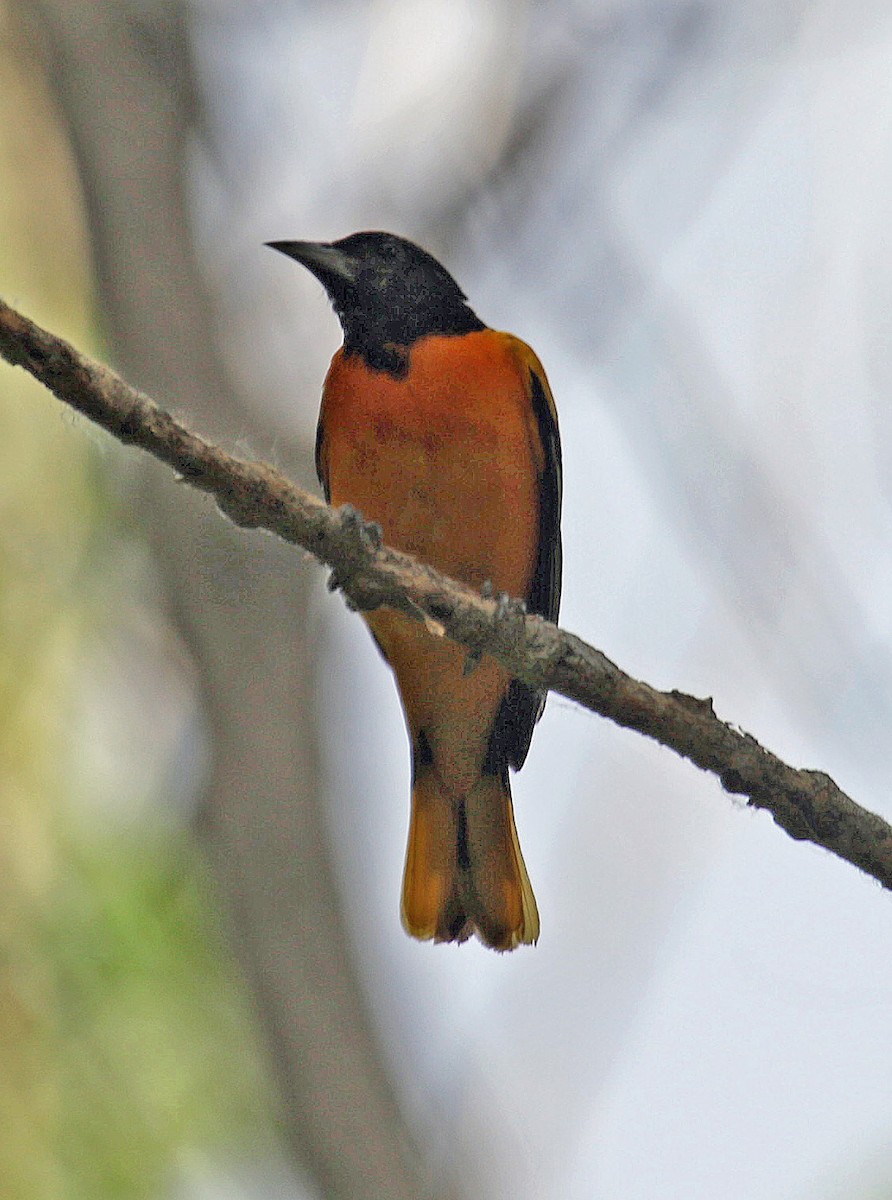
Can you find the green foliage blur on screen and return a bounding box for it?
[0,10,277,1198]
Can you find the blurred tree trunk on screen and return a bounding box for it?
[17,2,433,1197]
[0,7,96,1194]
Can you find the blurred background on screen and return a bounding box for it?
[2,1,892,1197]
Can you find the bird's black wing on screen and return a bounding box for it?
[485,345,562,775]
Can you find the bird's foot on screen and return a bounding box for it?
[328,503,383,609]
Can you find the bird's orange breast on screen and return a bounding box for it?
[318,329,542,597]
[317,329,546,796]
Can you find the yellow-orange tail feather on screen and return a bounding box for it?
[401,767,539,951]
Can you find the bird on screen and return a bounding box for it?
[268,231,561,950]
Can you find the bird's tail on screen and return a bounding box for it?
[401,765,539,951]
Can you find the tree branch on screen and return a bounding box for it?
[3,296,891,892]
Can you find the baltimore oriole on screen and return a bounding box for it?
[268,232,562,950]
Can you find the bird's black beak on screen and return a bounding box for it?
[265,240,357,288]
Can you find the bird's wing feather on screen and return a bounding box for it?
[489,336,563,772]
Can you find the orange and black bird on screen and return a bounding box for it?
[268,232,561,950]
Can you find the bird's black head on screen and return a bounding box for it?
[267,231,485,374]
